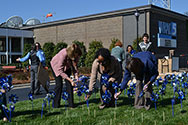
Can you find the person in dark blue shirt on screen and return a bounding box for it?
[115,51,158,110]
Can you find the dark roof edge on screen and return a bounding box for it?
[21,4,188,30]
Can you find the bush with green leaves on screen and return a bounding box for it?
[132,37,142,52]
[85,40,103,67]
[53,42,68,57]
[42,42,55,67]
[109,38,119,52]
[72,40,87,67]
[22,43,32,68]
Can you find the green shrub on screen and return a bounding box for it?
[109,38,119,52]
[42,42,55,67]
[72,40,87,67]
[53,42,68,57]
[85,40,103,67]
[132,37,142,52]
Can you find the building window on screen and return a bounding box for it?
[0,55,6,64]
[0,37,6,52]
[11,37,21,52]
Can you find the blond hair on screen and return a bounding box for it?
[66,44,82,60]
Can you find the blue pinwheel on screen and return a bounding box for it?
[28,93,34,115]
[1,94,18,122]
[112,82,119,106]
[151,92,159,110]
[102,90,112,104]
[41,92,56,118]
[101,73,110,88]
[177,90,185,109]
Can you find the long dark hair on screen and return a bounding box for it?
[126,57,144,76]
[95,48,111,60]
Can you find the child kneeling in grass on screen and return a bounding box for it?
[0,89,8,122]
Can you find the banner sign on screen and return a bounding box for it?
[158,21,177,48]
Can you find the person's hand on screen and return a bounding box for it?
[143,81,150,91]
[44,66,48,70]
[114,91,121,99]
[0,89,6,93]
[75,75,79,82]
[108,77,115,83]
[16,58,20,62]
[85,94,91,100]
[143,84,148,91]
[71,80,76,87]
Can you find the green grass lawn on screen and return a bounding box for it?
[1,84,188,125]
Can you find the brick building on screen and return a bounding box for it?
[18,5,188,68]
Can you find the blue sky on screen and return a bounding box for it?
[0,0,187,24]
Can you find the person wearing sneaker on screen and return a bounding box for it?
[115,51,158,110]
[0,89,8,122]
[85,48,122,109]
[50,44,82,108]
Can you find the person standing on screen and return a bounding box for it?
[50,44,82,108]
[125,45,135,63]
[138,33,154,54]
[111,40,125,65]
[16,42,46,95]
[115,51,158,110]
[86,48,122,109]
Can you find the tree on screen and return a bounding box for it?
[53,42,68,57]
[132,37,142,52]
[72,40,87,67]
[42,42,55,67]
[109,38,119,52]
[85,40,103,67]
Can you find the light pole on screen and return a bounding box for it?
[135,9,140,52]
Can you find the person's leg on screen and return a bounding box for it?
[134,79,144,109]
[108,83,115,107]
[144,76,153,110]
[65,68,74,108]
[51,68,63,108]
[30,66,35,94]
[33,65,40,94]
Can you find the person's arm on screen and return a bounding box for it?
[37,50,46,67]
[86,59,98,99]
[109,59,122,82]
[121,49,126,62]
[17,52,30,62]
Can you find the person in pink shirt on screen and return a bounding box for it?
[50,44,82,108]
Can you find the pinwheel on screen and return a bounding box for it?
[28,93,34,114]
[101,90,112,104]
[41,92,56,118]
[0,75,13,96]
[1,94,18,122]
[112,82,119,106]
[101,73,110,88]
[62,91,69,109]
[177,90,185,109]
[151,92,159,110]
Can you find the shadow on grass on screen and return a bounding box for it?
[13,109,44,118]
[59,97,101,108]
